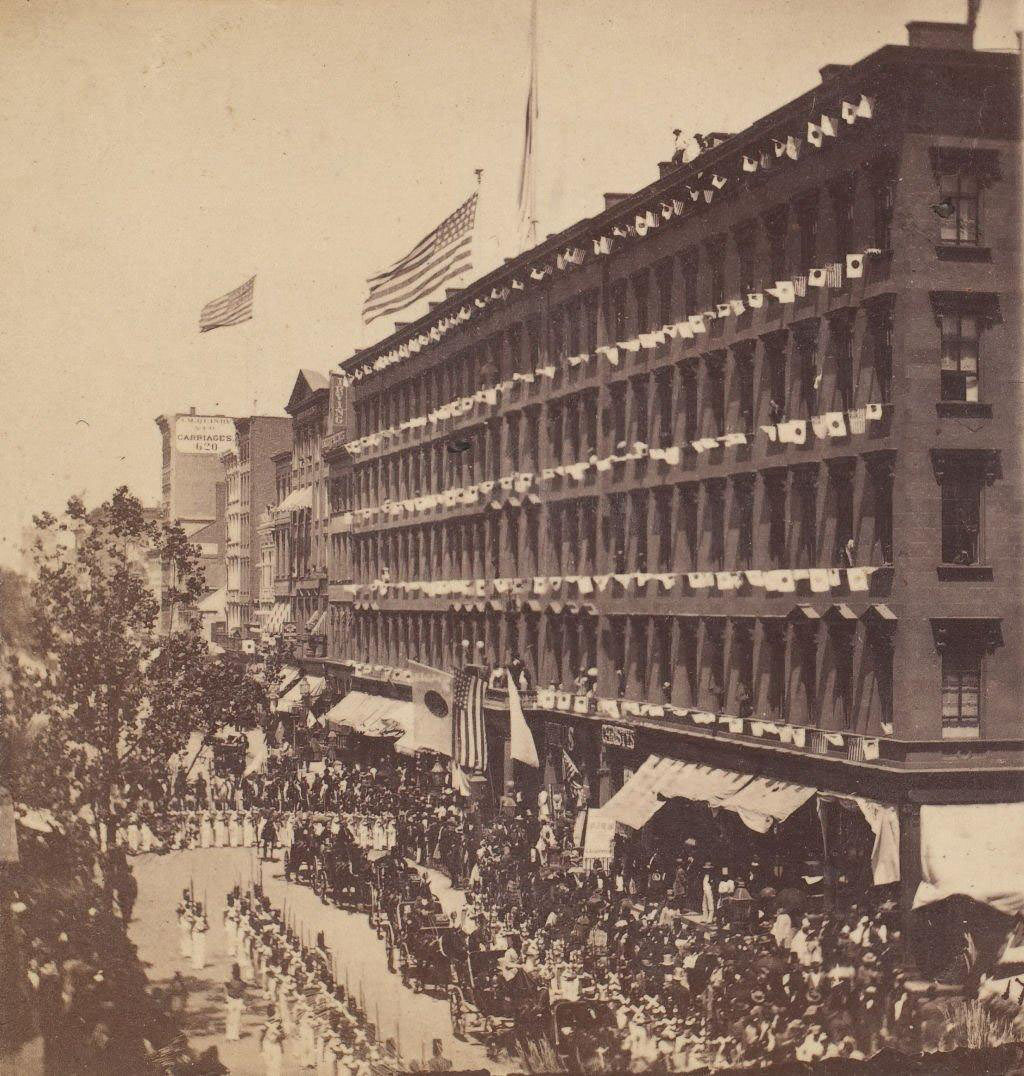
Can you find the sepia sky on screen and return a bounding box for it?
[0,0,1019,567]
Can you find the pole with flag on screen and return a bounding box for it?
[362,190,478,327]
[453,666,487,773]
[517,0,539,252]
[507,673,539,768]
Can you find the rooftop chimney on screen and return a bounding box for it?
[819,64,849,81]
[603,193,629,211]
[906,21,974,50]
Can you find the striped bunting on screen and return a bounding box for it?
[362,193,477,325]
[452,666,487,772]
[199,275,255,333]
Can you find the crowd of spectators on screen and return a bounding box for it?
[138,751,1024,1071]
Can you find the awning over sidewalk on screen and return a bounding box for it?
[277,674,326,713]
[603,755,815,833]
[324,691,417,754]
[324,691,372,730]
[914,802,1024,916]
[601,756,750,830]
[715,776,817,833]
[275,486,312,513]
[275,664,301,695]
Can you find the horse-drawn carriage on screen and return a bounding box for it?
[312,840,372,911]
[550,999,617,1071]
[446,947,550,1054]
[394,914,460,994]
[283,833,317,884]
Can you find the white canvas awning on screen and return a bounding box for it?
[324,691,369,730]
[275,486,312,513]
[715,776,816,833]
[914,802,1024,916]
[601,755,751,830]
[277,674,326,713]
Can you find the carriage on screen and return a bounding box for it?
[312,841,372,911]
[283,835,317,883]
[395,917,460,994]
[446,948,544,1049]
[550,999,617,1070]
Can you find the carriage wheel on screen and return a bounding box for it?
[448,989,465,1040]
[384,930,396,973]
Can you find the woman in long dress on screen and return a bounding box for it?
[199,811,214,849]
[228,810,241,847]
[243,810,257,847]
[700,867,716,924]
[214,810,229,847]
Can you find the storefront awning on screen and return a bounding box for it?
[275,486,312,513]
[914,802,1024,916]
[265,603,291,638]
[324,691,416,752]
[276,664,301,694]
[714,776,816,833]
[277,674,326,713]
[601,756,751,830]
[324,691,371,730]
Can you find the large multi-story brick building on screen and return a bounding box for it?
[220,416,293,642]
[303,22,1019,910]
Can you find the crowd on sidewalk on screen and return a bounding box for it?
[133,752,1024,1072]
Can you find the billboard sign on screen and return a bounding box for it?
[175,415,236,455]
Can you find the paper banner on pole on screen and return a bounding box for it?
[409,660,453,757]
[582,807,617,864]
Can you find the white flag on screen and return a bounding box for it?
[508,675,539,768]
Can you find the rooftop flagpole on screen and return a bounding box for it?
[517,0,539,253]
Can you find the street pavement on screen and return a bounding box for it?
[130,847,505,1074]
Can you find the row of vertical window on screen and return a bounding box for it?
[331,457,894,584]
[338,309,894,515]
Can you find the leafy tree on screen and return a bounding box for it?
[1,487,268,838]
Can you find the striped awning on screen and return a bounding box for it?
[277,675,326,713]
[265,602,291,637]
[324,692,416,753]
[602,754,812,832]
[275,486,312,514]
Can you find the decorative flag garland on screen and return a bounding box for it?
[339,93,877,388]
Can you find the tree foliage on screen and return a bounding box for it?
[1,487,268,834]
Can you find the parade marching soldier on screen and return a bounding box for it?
[224,962,246,1042]
[191,902,210,971]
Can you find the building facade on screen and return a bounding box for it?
[314,23,1018,909]
[220,415,293,642]
[271,371,332,657]
[155,409,235,631]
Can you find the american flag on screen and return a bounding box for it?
[362,193,477,325]
[199,275,255,332]
[452,666,487,772]
[562,747,583,793]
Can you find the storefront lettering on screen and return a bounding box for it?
[601,724,635,751]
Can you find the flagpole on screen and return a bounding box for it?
[518,0,539,253]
